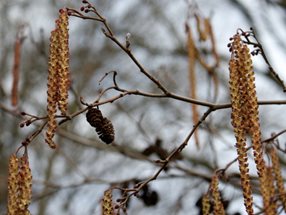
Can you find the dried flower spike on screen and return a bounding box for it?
[86,108,115,144]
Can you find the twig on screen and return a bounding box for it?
[239,28,286,92]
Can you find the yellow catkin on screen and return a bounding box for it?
[270,146,286,211]
[57,9,70,115]
[17,155,32,214]
[201,194,211,215]
[7,154,19,215]
[210,175,225,215]
[239,41,269,211]
[230,33,270,212]
[7,154,32,215]
[45,9,70,148]
[265,166,277,214]
[229,34,254,215]
[46,29,59,149]
[102,189,114,215]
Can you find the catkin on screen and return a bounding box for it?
[229,32,271,213]
[270,146,286,211]
[201,194,211,215]
[57,9,70,115]
[7,154,32,215]
[102,189,114,215]
[17,156,32,213]
[265,166,277,214]
[240,40,269,211]
[46,29,59,149]
[210,175,225,215]
[7,154,19,215]
[229,34,254,215]
[46,8,70,149]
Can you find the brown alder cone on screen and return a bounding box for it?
[7,154,19,215]
[229,34,254,215]
[269,146,286,211]
[86,108,115,144]
[210,175,225,215]
[102,189,114,215]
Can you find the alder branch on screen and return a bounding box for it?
[221,129,286,174]
[238,27,286,92]
[4,3,286,151]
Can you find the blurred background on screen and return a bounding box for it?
[1,0,286,214]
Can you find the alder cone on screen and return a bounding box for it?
[86,108,115,144]
[86,108,103,127]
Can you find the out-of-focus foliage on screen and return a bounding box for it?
[1,0,286,214]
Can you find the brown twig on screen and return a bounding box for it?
[238,28,286,92]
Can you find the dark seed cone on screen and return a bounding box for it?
[86,108,115,144]
[86,108,103,127]
[96,117,115,144]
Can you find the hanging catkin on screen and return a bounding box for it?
[101,189,114,215]
[46,9,70,149]
[229,32,269,214]
[228,34,254,215]
[210,174,225,215]
[269,146,286,211]
[7,154,32,215]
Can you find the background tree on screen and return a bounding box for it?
[1,0,286,214]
